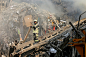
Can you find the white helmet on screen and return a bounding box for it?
[34,19,37,22]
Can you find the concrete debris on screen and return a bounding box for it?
[0,1,59,56]
[0,0,81,56]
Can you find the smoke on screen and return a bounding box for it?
[72,0,86,12]
[62,0,86,19]
[12,0,86,20]
[72,0,86,19]
[12,0,64,17]
[62,0,86,12]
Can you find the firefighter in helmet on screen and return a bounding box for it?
[32,19,39,42]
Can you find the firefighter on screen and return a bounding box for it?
[32,19,39,43]
[51,21,56,31]
[48,19,52,33]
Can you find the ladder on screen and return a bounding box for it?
[11,18,86,56]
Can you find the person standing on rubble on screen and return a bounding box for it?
[52,21,55,31]
[48,19,52,33]
[31,19,39,43]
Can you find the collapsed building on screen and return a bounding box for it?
[0,0,81,43]
[0,1,56,56]
[0,1,59,41]
[0,0,85,57]
[0,1,61,56]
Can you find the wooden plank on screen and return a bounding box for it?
[16,30,58,49]
[24,15,33,27]
[16,40,34,49]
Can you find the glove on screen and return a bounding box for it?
[30,26,32,28]
[33,26,36,30]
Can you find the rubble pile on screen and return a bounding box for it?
[0,0,81,56]
[0,1,57,55]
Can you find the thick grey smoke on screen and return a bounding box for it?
[12,0,86,20]
[62,0,86,19]
[72,0,86,12]
[62,0,86,12]
[36,0,64,16]
[72,0,86,19]
[12,0,64,17]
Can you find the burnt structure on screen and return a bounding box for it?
[10,19,86,57]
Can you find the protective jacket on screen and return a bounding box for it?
[33,23,39,42]
[33,23,39,33]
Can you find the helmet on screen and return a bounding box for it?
[34,19,38,24]
[34,19,37,22]
[48,19,50,22]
